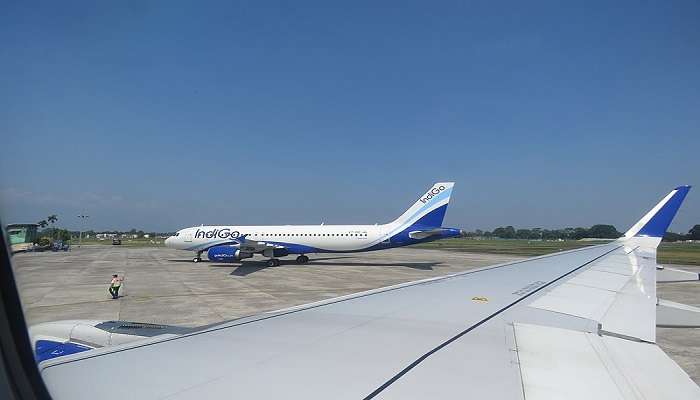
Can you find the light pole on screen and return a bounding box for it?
[77,215,89,248]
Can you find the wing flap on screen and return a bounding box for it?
[514,323,700,400]
[515,323,627,400]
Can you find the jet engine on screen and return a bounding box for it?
[207,245,253,262]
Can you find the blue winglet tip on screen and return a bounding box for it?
[635,185,691,238]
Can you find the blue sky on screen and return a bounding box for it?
[1,1,698,232]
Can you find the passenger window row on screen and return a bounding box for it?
[252,233,367,237]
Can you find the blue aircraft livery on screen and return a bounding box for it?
[165,182,464,265]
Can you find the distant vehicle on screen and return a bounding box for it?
[166,182,465,266]
[50,241,70,252]
[112,239,122,245]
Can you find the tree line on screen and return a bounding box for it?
[80,228,176,238]
[33,215,176,244]
[462,224,700,241]
[663,225,700,242]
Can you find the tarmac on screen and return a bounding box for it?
[10,245,700,384]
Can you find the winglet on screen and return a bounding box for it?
[623,185,691,238]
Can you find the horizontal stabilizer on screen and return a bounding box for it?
[408,228,448,240]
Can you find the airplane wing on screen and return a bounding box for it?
[37,186,700,399]
[234,236,283,254]
[195,235,286,255]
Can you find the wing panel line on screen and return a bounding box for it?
[362,244,623,399]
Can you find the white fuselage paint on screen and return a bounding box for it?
[165,223,396,253]
[165,182,458,257]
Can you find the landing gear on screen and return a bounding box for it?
[193,251,203,263]
[296,255,309,264]
[266,258,281,267]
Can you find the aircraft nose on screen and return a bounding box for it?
[164,236,173,247]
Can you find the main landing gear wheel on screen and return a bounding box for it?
[267,258,281,267]
[296,255,309,264]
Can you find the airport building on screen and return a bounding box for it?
[5,223,38,252]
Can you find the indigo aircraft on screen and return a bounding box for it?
[164,182,465,266]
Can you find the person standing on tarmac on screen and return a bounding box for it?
[109,274,123,299]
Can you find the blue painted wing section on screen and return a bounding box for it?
[636,185,691,238]
[191,204,460,256]
[35,340,92,363]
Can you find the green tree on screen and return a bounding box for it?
[504,226,516,239]
[515,229,532,239]
[47,215,58,239]
[663,232,685,242]
[689,225,700,240]
[563,228,576,240]
[587,224,621,239]
[37,220,48,229]
[57,229,71,241]
[493,226,516,239]
[571,227,588,240]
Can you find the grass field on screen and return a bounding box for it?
[656,241,700,266]
[413,238,700,266]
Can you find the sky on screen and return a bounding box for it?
[1,1,699,233]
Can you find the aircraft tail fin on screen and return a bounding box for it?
[621,185,691,246]
[389,182,454,228]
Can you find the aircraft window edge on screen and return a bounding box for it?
[0,227,54,399]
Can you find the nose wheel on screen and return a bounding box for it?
[266,258,281,267]
[193,251,203,263]
[296,255,309,264]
